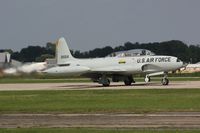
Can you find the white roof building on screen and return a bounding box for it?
[182,62,200,73]
[0,52,11,63]
[0,52,11,69]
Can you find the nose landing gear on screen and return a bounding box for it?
[145,72,169,86]
[161,75,169,85]
[145,76,151,83]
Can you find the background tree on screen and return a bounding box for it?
[35,54,54,62]
[46,42,56,56]
[10,40,200,63]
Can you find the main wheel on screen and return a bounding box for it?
[124,76,133,86]
[103,79,110,87]
[161,78,169,85]
[124,79,132,86]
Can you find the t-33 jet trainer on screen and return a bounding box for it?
[44,38,184,86]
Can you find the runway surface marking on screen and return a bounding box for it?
[1,112,200,128]
[0,81,200,91]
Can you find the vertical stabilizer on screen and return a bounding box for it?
[56,37,75,65]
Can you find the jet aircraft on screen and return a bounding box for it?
[44,38,184,86]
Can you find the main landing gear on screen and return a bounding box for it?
[145,76,151,83]
[124,76,134,86]
[98,75,135,87]
[103,79,110,87]
[99,75,110,87]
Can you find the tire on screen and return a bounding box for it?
[161,78,169,85]
[124,79,132,86]
[103,79,110,87]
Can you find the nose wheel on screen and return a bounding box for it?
[161,73,169,85]
[161,77,169,85]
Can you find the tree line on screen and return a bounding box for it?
[1,40,200,63]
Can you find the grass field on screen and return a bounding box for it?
[0,128,200,133]
[0,89,200,113]
[0,77,200,84]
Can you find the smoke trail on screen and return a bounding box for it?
[3,62,47,75]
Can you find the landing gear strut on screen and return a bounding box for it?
[145,72,169,86]
[145,76,151,83]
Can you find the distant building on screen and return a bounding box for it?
[182,62,200,73]
[0,52,11,69]
[0,52,22,70]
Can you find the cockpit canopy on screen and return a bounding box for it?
[107,49,155,57]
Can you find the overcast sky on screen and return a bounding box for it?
[0,0,200,52]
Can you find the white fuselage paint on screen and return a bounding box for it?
[45,55,183,76]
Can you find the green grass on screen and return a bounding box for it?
[0,128,199,133]
[0,89,200,114]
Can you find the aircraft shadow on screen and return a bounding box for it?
[57,82,160,90]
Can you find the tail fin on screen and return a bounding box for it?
[56,37,75,65]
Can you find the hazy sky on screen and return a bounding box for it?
[0,0,200,52]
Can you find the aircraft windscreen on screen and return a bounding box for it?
[107,49,155,57]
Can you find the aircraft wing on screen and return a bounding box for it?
[90,66,127,73]
[91,64,163,74]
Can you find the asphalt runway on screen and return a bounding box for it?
[0,81,200,91]
[1,112,200,128]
